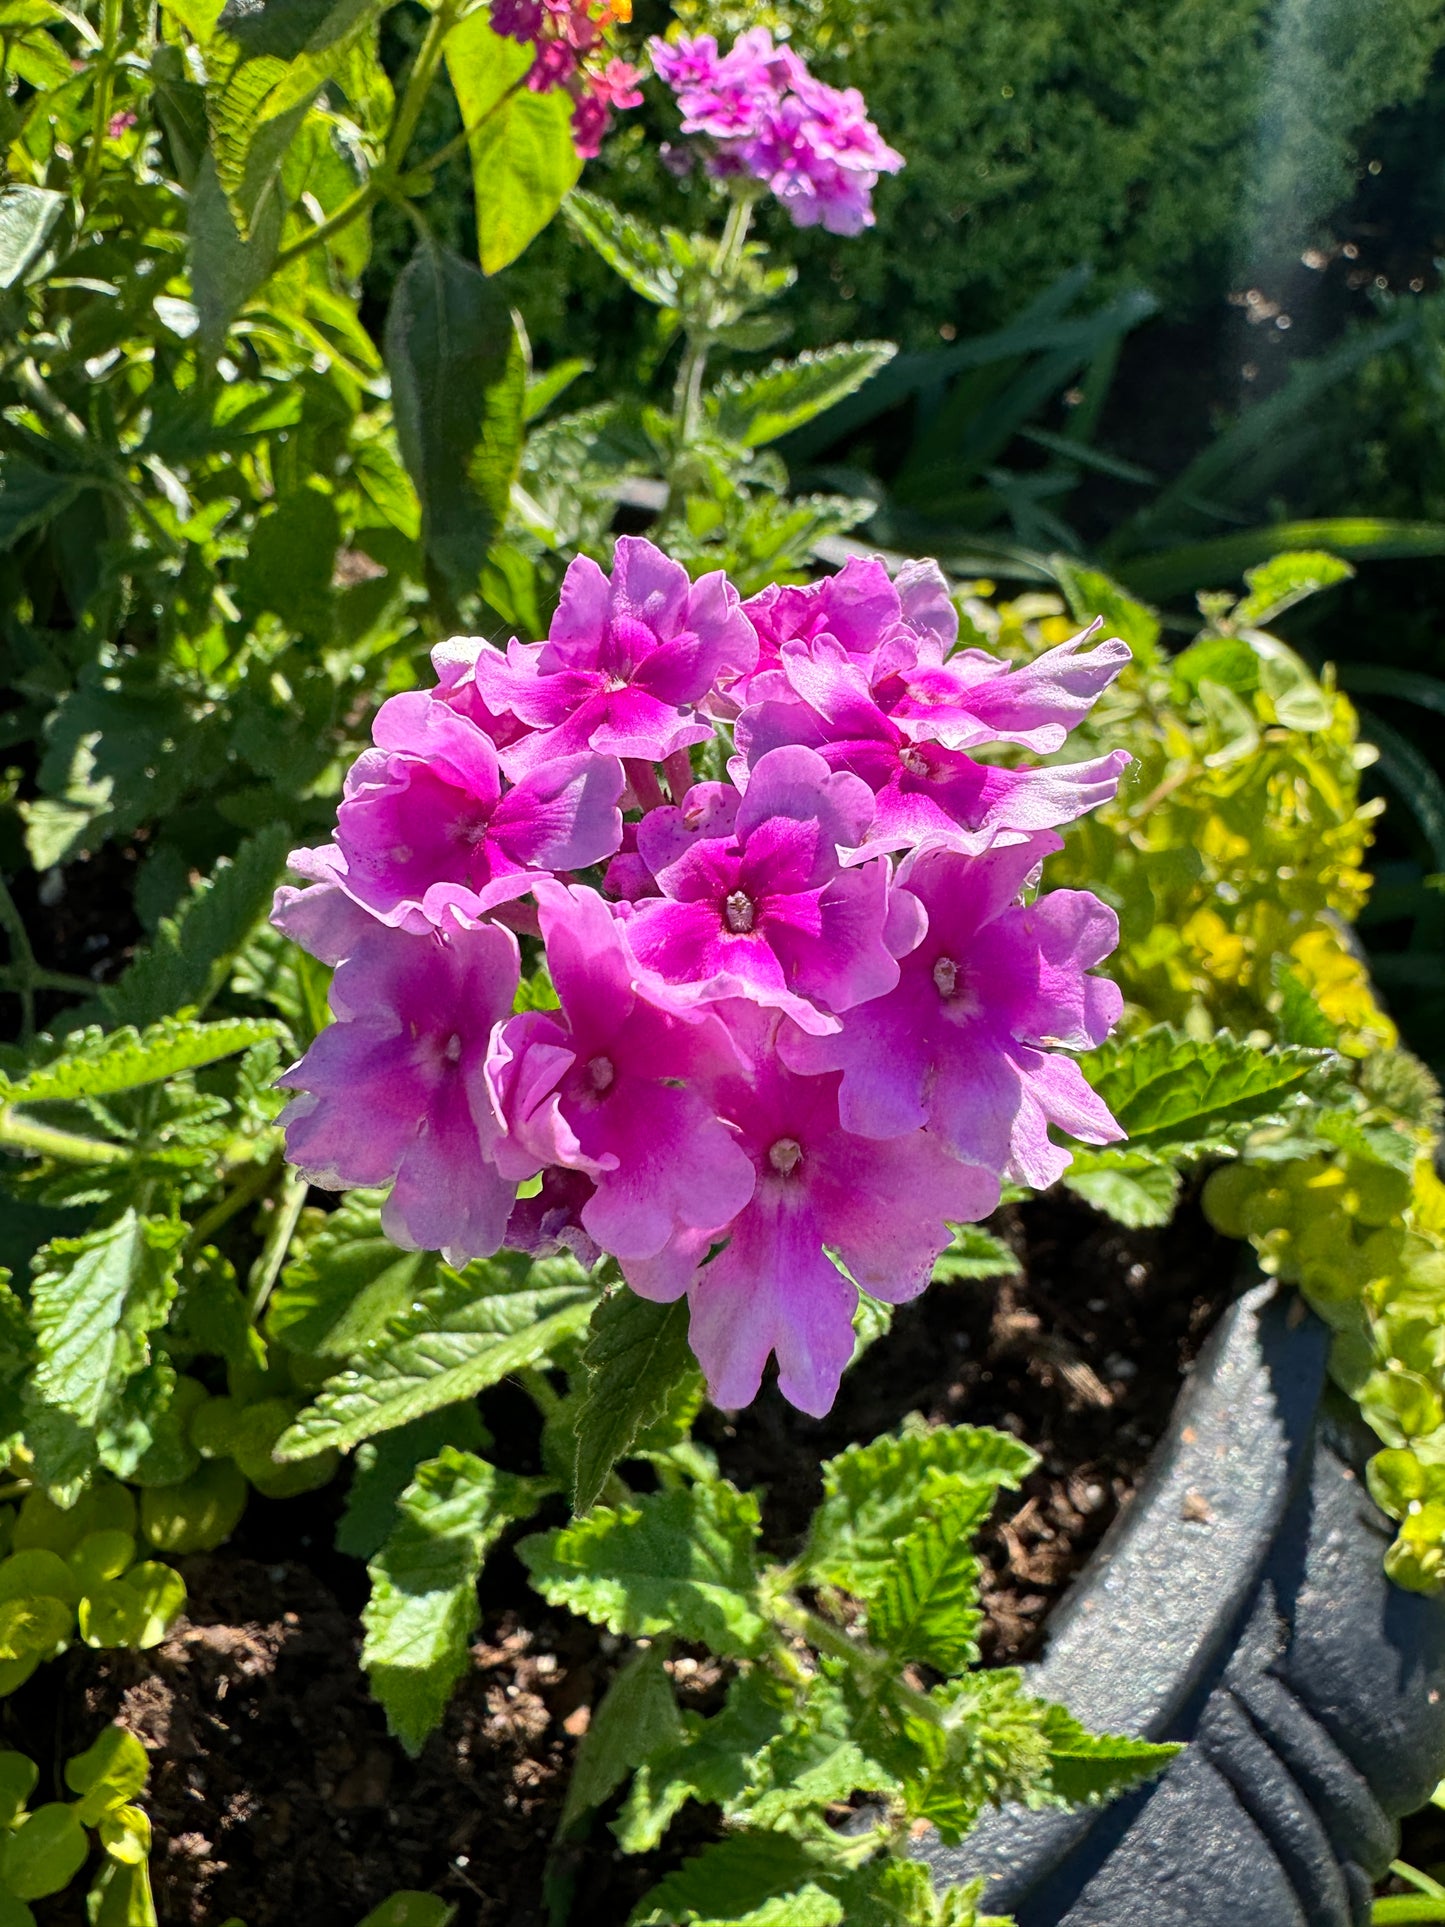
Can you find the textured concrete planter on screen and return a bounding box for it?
[920,1279,1445,1925]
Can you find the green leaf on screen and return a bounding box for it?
[1270,959,1339,1049]
[445,11,582,275]
[1050,558,1162,667]
[1,1017,278,1110]
[1231,549,1353,627]
[0,455,81,553]
[1121,518,1445,604]
[275,1253,596,1458]
[0,185,62,288]
[0,1804,87,1900]
[24,1213,184,1491]
[628,1833,829,1927]
[335,1405,491,1561]
[362,1449,541,1756]
[866,1470,989,1675]
[562,192,683,308]
[616,1670,791,1853]
[100,827,291,1029]
[138,1459,248,1555]
[560,1644,683,1834]
[1061,1153,1182,1229]
[805,1421,1035,1602]
[521,1483,767,1658]
[65,1726,149,1825]
[740,1678,899,1829]
[187,150,283,358]
[383,239,526,604]
[1358,708,1445,873]
[0,1752,37,1827]
[1039,1703,1178,1804]
[271,1190,435,1361]
[571,1290,697,1514]
[932,1226,1020,1284]
[710,344,896,448]
[356,1897,457,1927]
[1077,1025,1346,1162]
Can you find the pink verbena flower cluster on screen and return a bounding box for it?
[649,28,904,235]
[490,0,642,158]
[274,539,1132,1417]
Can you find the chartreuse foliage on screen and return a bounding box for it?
[516,1414,1174,1924]
[0,1723,159,1926]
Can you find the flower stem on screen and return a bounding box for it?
[626,759,667,813]
[246,1165,309,1319]
[0,1107,129,1165]
[663,749,695,804]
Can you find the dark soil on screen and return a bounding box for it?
[21,1185,1235,1927]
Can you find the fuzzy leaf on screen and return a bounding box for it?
[616,1670,791,1853]
[710,343,895,448]
[362,1448,542,1755]
[0,1017,277,1110]
[271,1190,435,1361]
[571,1290,698,1514]
[23,1214,184,1490]
[865,1471,988,1675]
[932,1225,1020,1284]
[276,1253,595,1458]
[336,1405,491,1561]
[561,1644,683,1834]
[384,239,526,603]
[628,1833,831,1927]
[1232,550,1353,627]
[562,192,685,308]
[1040,1703,1178,1804]
[1078,1026,1346,1161]
[805,1422,1034,1602]
[0,184,62,288]
[1061,1154,1182,1229]
[99,827,291,1029]
[521,1484,767,1657]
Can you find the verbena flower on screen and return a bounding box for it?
[273,534,1131,1416]
[648,28,904,234]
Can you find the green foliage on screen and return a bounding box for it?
[0,1726,158,1923]
[569,1288,700,1514]
[362,1447,544,1755]
[275,1251,597,1457]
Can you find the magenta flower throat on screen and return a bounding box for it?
[274,540,1131,1417]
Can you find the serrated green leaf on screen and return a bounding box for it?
[521,1484,767,1658]
[572,1290,697,1514]
[336,1404,491,1561]
[562,191,683,308]
[932,1226,1020,1284]
[616,1670,791,1853]
[271,1190,435,1360]
[0,1017,278,1110]
[276,1252,596,1458]
[1231,549,1353,627]
[100,827,291,1029]
[362,1448,541,1755]
[1051,559,1161,668]
[383,239,526,604]
[1270,959,1339,1049]
[805,1421,1034,1602]
[187,150,283,358]
[1078,1025,1345,1161]
[1039,1702,1178,1804]
[740,1678,899,1831]
[561,1644,682,1834]
[1061,1153,1182,1228]
[0,455,81,554]
[710,343,895,448]
[628,1832,829,1927]
[24,1213,184,1491]
[865,1470,988,1676]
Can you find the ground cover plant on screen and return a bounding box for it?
[1,0,1445,1921]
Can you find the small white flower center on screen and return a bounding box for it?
[725,890,756,934]
[899,746,931,777]
[768,1136,803,1177]
[587,1054,615,1093]
[443,1032,463,1064]
[933,957,958,998]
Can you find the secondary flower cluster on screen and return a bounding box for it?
[274,539,1131,1416]
[490,0,642,157]
[649,28,904,235]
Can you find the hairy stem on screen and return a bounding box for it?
[187,1149,285,1254]
[246,1165,309,1319]
[0,1107,129,1165]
